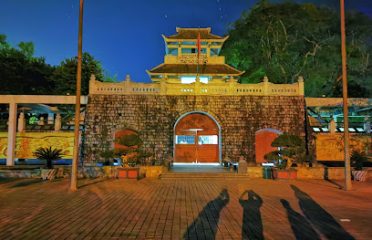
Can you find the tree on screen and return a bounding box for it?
[0,35,107,95]
[221,1,372,97]
[18,41,34,59]
[264,134,306,169]
[51,52,104,95]
[0,35,55,94]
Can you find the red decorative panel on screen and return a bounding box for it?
[255,129,280,163]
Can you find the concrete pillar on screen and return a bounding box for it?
[7,102,17,166]
[54,113,62,131]
[329,119,336,133]
[17,112,25,132]
[262,76,269,95]
[47,113,54,124]
[364,117,371,133]
[178,42,181,56]
[297,76,304,96]
[38,116,45,125]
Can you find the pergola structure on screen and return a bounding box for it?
[0,95,88,166]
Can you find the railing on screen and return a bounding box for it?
[89,75,304,96]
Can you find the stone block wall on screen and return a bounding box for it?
[83,95,305,163]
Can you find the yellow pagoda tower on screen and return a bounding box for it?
[147,27,244,84]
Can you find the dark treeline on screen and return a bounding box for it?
[221,1,372,97]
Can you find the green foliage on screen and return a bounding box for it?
[51,52,104,95]
[117,134,143,147]
[100,149,115,165]
[351,150,367,170]
[222,2,372,97]
[33,147,63,169]
[0,35,104,95]
[0,35,55,94]
[264,133,306,168]
[0,34,7,45]
[103,71,119,82]
[18,41,34,59]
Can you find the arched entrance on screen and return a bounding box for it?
[174,112,221,163]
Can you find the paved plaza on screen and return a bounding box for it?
[0,177,371,239]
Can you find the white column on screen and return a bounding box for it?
[364,117,371,133]
[47,113,54,124]
[38,116,45,125]
[54,113,62,131]
[329,119,336,133]
[7,102,17,166]
[262,76,269,95]
[17,112,25,132]
[297,76,304,96]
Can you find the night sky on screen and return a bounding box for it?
[1,0,371,83]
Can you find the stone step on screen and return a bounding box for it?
[160,172,250,179]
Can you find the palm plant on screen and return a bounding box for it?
[33,147,63,169]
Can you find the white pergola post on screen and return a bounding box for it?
[7,102,17,166]
[17,112,25,132]
[54,113,62,131]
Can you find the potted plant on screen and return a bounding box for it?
[100,149,115,166]
[264,134,306,179]
[351,150,368,181]
[115,133,143,179]
[33,146,63,180]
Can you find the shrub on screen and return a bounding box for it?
[351,150,367,170]
[33,147,63,169]
[264,133,306,169]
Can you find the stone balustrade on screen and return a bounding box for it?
[89,75,304,96]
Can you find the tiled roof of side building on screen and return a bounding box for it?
[165,27,225,40]
[148,64,243,75]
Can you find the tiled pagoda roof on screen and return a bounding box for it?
[148,64,243,76]
[165,27,226,40]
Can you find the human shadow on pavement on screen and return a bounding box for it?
[239,190,263,240]
[325,179,343,189]
[183,188,229,240]
[290,185,355,240]
[0,178,18,185]
[280,199,320,240]
[10,178,44,188]
[78,178,113,189]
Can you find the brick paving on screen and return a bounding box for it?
[0,177,371,239]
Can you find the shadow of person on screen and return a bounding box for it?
[280,199,320,240]
[239,190,263,240]
[10,178,43,188]
[290,185,355,240]
[183,188,229,240]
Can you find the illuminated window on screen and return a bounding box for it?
[176,135,195,144]
[312,127,321,132]
[181,76,208,84]
[168,48,178,56]
[198,135,218,144]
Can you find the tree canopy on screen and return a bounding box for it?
[0,34,54,94]
[221,1,372,97]
[0,34,105,95]
[51,52,104,95]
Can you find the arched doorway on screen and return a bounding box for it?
[174,112,220,163]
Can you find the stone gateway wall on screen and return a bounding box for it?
[83,95,305,164]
